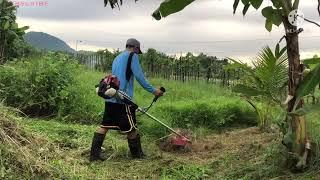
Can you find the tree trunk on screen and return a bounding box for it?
[283,19,308,169]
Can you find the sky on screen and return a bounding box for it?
[14,0,320,60]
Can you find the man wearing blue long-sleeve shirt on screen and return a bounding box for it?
[90,38,163,161]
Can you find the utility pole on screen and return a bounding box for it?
[76,40,83,52]
[75,40,83,58]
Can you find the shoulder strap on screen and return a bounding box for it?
[126,52,135,81]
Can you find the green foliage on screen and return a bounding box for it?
[307,105,320,169]
[138,48,230,83]
[6,38,38,60]
[0,52,106,123]
[230,46,288,129]
[303,57,320,67]
[234,0,263,15]
[233,0,240,14]
[160,98,257,129]
[231,46,288,103]
[296,64,320,99]
[0,53,78,116]
[232,0,298,32]
[103,0,196,20]
[261,6,282,31]
[290,62,320,114]
[0,0,29,63]
[58,68,104,123]
[233,84,264,97]
[152,0,195,20]
[94,49,118,72]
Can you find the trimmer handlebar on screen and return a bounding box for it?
[153,87,166,102]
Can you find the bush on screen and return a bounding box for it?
[0,53,78,117]
[57,69,104,124]
[0,57,257,128]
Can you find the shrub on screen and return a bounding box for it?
[57,69,104,124]
[0,53,78,117]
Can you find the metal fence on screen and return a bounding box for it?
[75,51,244,88]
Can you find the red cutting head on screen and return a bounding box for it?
[171,136,190,146]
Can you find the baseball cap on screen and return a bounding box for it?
[126,38,142,54]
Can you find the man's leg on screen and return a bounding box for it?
[127,129,145,158]
[89,127,108,161]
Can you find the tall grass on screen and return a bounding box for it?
[58,68,104,123]
[307,104,320,168]
[0,57,257,134]
[132,79,257,136]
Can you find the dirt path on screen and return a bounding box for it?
[161,127,278,160]
[154,127,291,179]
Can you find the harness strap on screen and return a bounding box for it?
[126,52,135,81]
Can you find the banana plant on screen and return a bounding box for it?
[0,0,29,64]
[291,60,320,114]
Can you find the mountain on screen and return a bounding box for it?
[24,32,75,53]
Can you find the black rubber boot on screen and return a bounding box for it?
[89,132,106,161]
[128,134,145,159]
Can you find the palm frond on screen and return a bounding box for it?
[230,46,288,102]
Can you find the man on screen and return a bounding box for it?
[90,38,163,161]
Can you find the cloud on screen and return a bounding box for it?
[15,0,320,58]
[15,0,161,21]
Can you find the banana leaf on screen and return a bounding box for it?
[296,64,320,98]
[152,0,195,20]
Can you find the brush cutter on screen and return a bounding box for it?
[105,87,191,147]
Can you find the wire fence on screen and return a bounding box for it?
[75,51,319,104]
[75,50,245,88]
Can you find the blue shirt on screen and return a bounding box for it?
[106,51,156,103]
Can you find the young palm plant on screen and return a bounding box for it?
[229,45,288,130]
[231,46,320,168]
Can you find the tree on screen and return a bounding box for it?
[0,0,29,64]
[104,0,320,169]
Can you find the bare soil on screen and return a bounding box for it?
[159,127,280,165]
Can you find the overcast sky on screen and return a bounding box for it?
[15,0,320,59]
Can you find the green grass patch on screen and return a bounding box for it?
[0,57,257,131]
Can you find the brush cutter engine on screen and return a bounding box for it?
[96,75,120,99]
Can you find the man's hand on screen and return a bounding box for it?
[153,89,164,97]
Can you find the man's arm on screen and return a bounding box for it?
[131,54,156,94]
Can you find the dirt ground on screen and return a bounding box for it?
[160,127,278,160]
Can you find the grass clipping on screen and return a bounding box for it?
[0,105,63,178]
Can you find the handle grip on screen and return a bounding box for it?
[153,87,166,102]
[160,87,166,93]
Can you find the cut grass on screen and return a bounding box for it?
[20,119,320,179]
[0,105,66,179]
